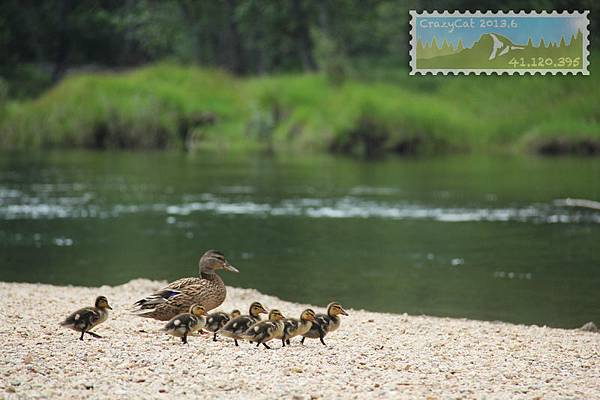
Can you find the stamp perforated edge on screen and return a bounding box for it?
[408,10,590,76]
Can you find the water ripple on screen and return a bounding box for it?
[0,193,598,223]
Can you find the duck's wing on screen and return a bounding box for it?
[163,314,197,332]
[165,277,202,290]
[61,307,101,329]
[244,321,277,342]
[220,316,256,336]
[205,312,229,332]
[132,288,182,311]
[283,318,299,338]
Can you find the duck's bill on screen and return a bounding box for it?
[340,309,349,316]
[107,305,113,310]
[224,263,239,273]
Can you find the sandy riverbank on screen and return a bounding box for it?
[1,279,598,399]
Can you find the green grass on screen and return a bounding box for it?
[1,60,599,156]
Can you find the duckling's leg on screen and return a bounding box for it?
[213,332,218,342]
[256,341,260,348]
[86,331,102,339]
[281,339,286,347]
[318,325,327,346]
[79,323,90,341]
[181,334,188,344]
[262,343,271,350]
[300,337,305,345]
[234,339,239,346]
[286,339,291,346]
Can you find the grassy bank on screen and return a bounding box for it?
[1,62,599,156]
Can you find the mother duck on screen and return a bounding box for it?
[132,250,239,321]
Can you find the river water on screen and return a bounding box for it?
[1,151,598,327]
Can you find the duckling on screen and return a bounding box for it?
[218,302,268,346]
[132,250,239,321]
[162,304,207,344]
[60,296,112,341]
[243,309,286,349]
[204,309,242,341]
[301,302,348,346]
[276,308,316,347]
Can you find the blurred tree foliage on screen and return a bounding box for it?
[0,0,596,97]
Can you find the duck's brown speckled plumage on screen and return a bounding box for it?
[132,250,239,321]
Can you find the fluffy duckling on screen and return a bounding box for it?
[204,309,242,341]
[218,302,268,346]
[243,309,286,349]
[301,302,348,346]
[162,304,207,344]
[60,296,112,341]
[276,308,316,347]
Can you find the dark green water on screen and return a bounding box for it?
[1,151,599,328]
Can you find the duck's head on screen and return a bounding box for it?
[300,308,316,322]
[95,296,112,310]
[327,302,348,317]
[268,309,285,321]
[249,302,268,317]
[189,304,206,317]
[230,309,241,318]
[199,250,239,274]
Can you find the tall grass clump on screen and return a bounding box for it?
[1,59,599,156]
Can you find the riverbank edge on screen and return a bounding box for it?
[1,279,599,399]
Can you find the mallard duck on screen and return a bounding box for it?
[218,302,268,346]
[132,250,238,320]
[301,302,348,346]
[276,308,316,347]
[204,309,242,341]
[243,309,286,349]
[60,296,112,341]
[162,304,207,344]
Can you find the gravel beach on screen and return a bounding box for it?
[1,279,598,399]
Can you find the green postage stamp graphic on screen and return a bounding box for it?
[410,11,589,75]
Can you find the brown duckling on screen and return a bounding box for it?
[218,302,268,346]
[132,250,239,321]
[204,309,242,341]
[243,309,286,349]
[60,296,112,341]
[162,304,207,344]
[276,308,316,347]
[301,302,348,346]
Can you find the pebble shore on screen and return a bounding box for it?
[1,279,598,399]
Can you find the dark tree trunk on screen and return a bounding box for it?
[52,0,70,82]
[222,0,245,74]
[291,0,317,71]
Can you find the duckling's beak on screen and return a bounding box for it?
[223,262,239,273]
[107,305,113,310]
[340,308,348,316]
